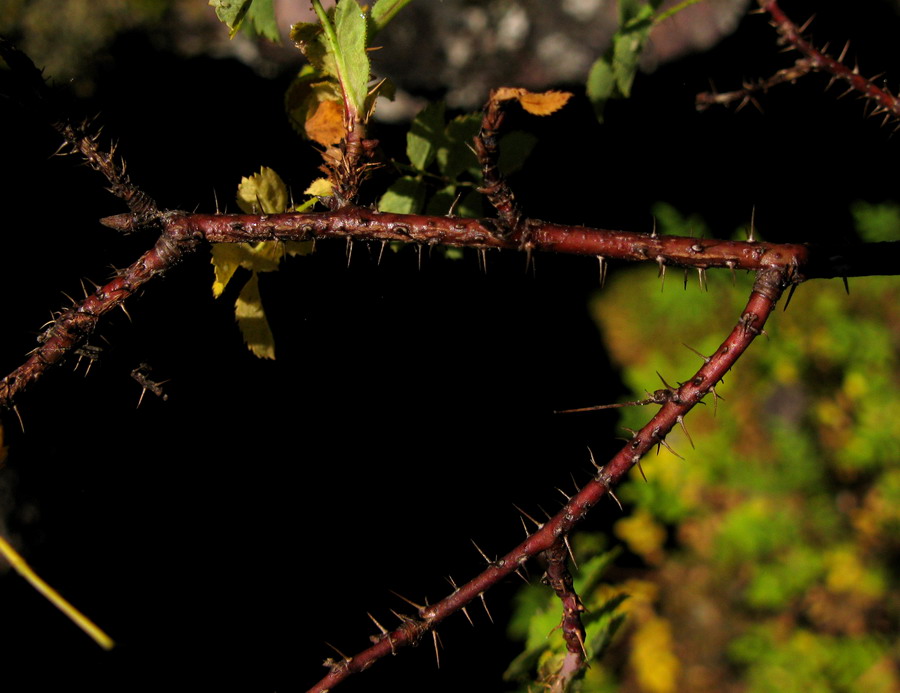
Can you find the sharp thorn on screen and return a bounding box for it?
[513,504,543,529]
[636,457,647,482]
[783,283,797,311]
[838,40,850,64]
[677,415,695,449]
[697,267,708,292]
[389,590,425,611]
[368,612,389,635]
[656,371,676,391]
[12,404,25,433]
[798,14,815,34]
[563,534,578,569]
[657,436,685,460]
[471,539,493,566]
[324,641,352,663]
[136,387,147,409]
[119,303,132,322]
[478,592,493,623]
[432,630,442,669]
[682,342,710,363]
[587,447,602,472]
[842,276,850,294]
[608,487,623,512]
[597,256,607,287]
[378,240,386,266]
[461,606,474,626]
[519,515,531,537]
[556,487,572,501]
[569,472,582,493]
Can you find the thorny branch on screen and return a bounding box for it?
[1,2,898,688]
[306,267,790,692]
[697,0,900,126]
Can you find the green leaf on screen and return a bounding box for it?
[585,1,655,121]
[235,272,276,359]
[210,0,253,38]
[245,0,280,42]
[334,0,369,116]
[369,0,414,35]
[407,101,446,170]
[498,130,537,176]
[312,0,369,119]
[586,57,616,122]
[437,113,481,180]
[378,176,426,214]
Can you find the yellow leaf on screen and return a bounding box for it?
[211,244,249,298]
[305,98,346,146]
[236,166,288,214]
[235,272,276,360]
[210,242,281,298]
[304,177,333,197]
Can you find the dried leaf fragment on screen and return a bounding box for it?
[492,88,573,116]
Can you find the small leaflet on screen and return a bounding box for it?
[369,0,414,35]
[235,273,276,360]
[236,166,288,214]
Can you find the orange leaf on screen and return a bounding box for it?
[515,89,572,116]
[305,99,345,146]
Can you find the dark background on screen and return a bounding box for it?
[1,1,899,691]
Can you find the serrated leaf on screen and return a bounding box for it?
[304,177,333,197]
[244,0,280,42]
[334,0,369,116]
[493,88,572,116]
[236,166,288,214]
[518,90,572,116]
[290,22,331,75]
[210,0,253,38]
[378,176,426,214]
[407,101,445,170]
[369,0,414,35]
[235,272,275,359]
